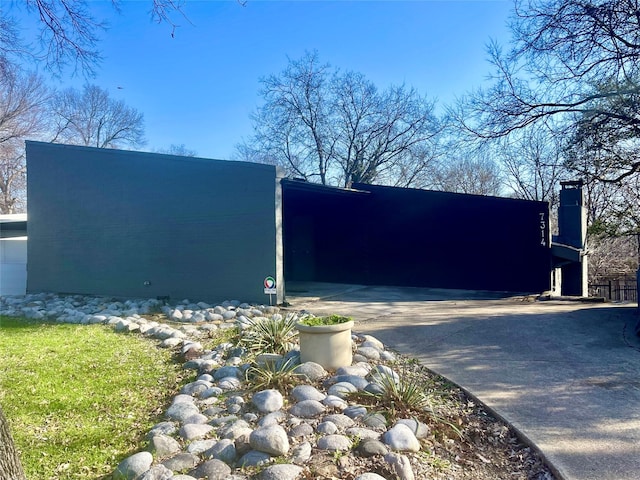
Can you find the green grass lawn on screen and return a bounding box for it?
[0,316,188,480]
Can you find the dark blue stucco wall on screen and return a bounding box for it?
[26,141,283,304]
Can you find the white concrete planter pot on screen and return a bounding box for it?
[295,320,354,370]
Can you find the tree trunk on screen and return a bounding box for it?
[0,404,26,480]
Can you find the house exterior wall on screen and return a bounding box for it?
[26,141,283,304]
[283,180,551,294]
[358,183,551,293]
[0,237,27,296]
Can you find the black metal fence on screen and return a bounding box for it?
[589,280,638,302]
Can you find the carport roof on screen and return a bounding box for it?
[281,178,370,197]
[0,214,27,238]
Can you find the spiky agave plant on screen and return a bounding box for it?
[240,313,298,355]
[358,369,463,438]
[245,357,300,394]
[370,369,433,417]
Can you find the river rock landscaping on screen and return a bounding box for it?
[0,293,555,480]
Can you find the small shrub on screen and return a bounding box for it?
[245,357,299,394]
[241,313,298,355]
[353,369,463,439]
[370,369,433,417]
[298,314,352,327]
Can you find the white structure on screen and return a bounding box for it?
[1,214,27,296]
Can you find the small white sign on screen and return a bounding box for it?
[264,276,276,295]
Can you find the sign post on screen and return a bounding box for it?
[264,276,277,305]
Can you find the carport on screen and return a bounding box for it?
[282,179,552,294]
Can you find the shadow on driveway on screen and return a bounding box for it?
[287,283,640,480]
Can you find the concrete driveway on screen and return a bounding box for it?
[285,282,640,480]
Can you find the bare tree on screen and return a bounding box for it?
[0,14,22,78]
[451,0,640,187]
[331,71,440,186]
[389,142,443,188]
[233,141,275,166]
[1,0,190,76]
[0,405,26,480]
[240,51,440,187]
[447,0,640,272]
[0,72,49,150]
[0,143,28,214]
[0,71,50,213]
[50,84,145,149]
[562,79,640,187]
[589,234,639,281]
[495,125,566,207]
[430,155,503,196]
[564,117,640,236]
[243,52,335,184]
[153,143,197,156]
[1,78,146,214]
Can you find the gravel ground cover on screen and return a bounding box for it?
[0,293,556,480]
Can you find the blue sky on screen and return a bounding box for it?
[26,0,514,160]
